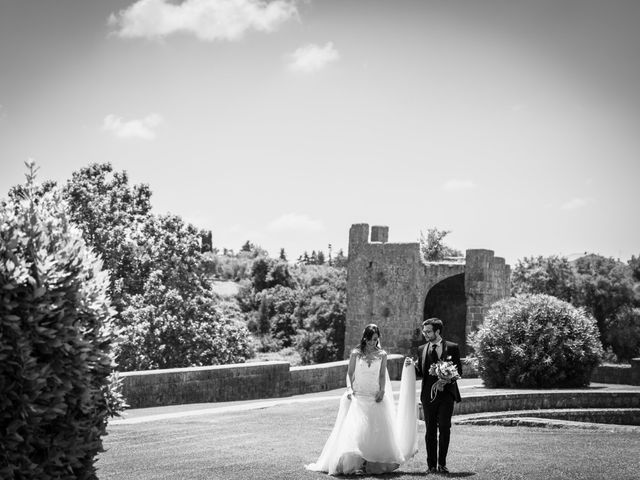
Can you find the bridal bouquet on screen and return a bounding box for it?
[428,358,461,401]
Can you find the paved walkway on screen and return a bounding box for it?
[110,378,640,425]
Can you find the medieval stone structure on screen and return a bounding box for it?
[345,223,511,357]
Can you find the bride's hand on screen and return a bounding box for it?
[375,390,385,402]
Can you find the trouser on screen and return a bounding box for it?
[423,392,455,468]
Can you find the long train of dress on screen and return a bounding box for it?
[306,358,417,475]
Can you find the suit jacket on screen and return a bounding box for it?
[415,340,462,403]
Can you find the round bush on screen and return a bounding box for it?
[0,167,121,479]
[470,294,603,388]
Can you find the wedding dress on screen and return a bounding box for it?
[306,355,417,475]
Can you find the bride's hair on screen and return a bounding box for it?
[359,323,381,353]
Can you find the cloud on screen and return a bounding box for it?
[561,197,591,210]
[288,42,340,73]
[268,213,324,232]
[442,179,476,191]
[102,113,163,140]
[108,0,298,41]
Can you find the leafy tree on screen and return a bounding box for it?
[53,162,251,369]
[279,247,287,261]
[317,250,326,265]
[573,254,636,343]
[419,228,462,262]
[333,248,348,268]
[511,255,578,302]
[629,255,640,282]
[116,271,252,370]
[293,265,347,363]
[470,294,602,388]
[200,230,213,253]
[1,162,124,478]
[606,307,640,361]
[250,257,295,292]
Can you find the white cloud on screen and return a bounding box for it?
[442,179,476,191]
[268,213,324,232]
[102,113,164,140]
[109,0,298,42]
[561,197,591,210]
[288,42,339,73]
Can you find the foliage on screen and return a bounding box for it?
[511,255,577,302]
[573,254,637,344]
[469,294,603,388]
[115,272,252,370]
[292,265,347,363]
[605,307,640,361]
[419,228,463,262]
[250,257,296,292]
[56,163,253,370]
[0,162,123,479]
[628,254,640,282]
[254,285,301,347]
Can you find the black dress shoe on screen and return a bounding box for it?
[437,465,450,474]
[428,467,438,474]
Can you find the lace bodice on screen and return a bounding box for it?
[352,356,382,396]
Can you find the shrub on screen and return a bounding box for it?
[470,294,603,388]
[606,307,640,362]
[0,162,123,479]
[295,330,335,365]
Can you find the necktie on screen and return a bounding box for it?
[430,344,439,364]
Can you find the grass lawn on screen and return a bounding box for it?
[97,399,640,480]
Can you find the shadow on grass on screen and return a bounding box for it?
[334,471,476,479]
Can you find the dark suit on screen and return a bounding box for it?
[415,340,462,469]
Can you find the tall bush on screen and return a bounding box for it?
[0,162,122,479]
[470,294,603,388]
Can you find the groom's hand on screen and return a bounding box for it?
[404,357,414,367]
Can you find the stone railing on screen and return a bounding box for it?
[120,354,406,409]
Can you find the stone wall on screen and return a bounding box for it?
[120,355,406,409]
[345,223,510,358]
[591,359,640,385]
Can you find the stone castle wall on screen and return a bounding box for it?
[345,223,511,357]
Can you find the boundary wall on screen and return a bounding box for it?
[121,354,406,409]
[119,356,640,409]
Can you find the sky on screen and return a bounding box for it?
[1,0,639,266]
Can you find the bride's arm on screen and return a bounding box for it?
[347,350,357,399]
[375,352,387,402]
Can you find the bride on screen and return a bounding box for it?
[306,324,417,475]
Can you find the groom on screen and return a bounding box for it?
[405,317,462,474]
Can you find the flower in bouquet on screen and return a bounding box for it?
[428,358,461,401]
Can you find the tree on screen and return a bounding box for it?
[419,228,462,262]
[1,161,124,478]
[333,249,348,268]
[279,247,287,261]
[200,230,213,253]
[511,255,578,302]
[573,254,636,343]
[629,255,640,282]
[58,162,252,369]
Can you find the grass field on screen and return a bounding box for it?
[97,397,640,480]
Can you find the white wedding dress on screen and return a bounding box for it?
[306,356,418,475]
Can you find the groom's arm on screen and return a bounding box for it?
[452,344,463,377]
